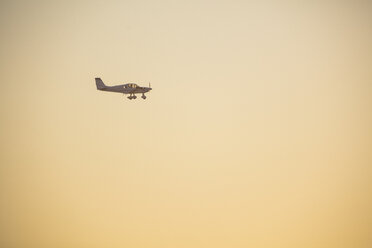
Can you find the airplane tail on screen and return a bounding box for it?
[95,78,107,90]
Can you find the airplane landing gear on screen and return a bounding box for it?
[127,94,137,100]
[142,94,147,99]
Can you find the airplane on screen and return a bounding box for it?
[95,78,152,100]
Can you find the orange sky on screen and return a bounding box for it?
[1,1,371,247]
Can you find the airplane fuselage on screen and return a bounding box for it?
[99,84,151,94]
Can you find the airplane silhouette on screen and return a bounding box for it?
[95,78,152,100]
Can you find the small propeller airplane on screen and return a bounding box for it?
[95,78,152,100]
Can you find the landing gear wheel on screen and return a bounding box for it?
[133,95,137,99]
[128,95,133,100]
[142,95,147,99]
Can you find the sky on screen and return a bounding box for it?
[0,1,371,247]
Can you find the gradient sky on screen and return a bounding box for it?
[1,1,371,248]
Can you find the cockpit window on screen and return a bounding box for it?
[125,84,138,88]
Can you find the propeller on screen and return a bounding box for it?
[149,82,151,88]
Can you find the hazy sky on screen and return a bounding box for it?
[1,1,371,247]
